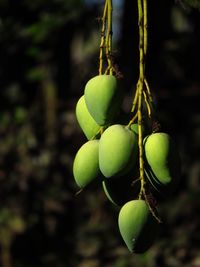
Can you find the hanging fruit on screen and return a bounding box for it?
[76,95,101,140]
[72,0,181,254]
[73,140,100,188]
[144,132,181,195]
[118,200,159,253]
[84,75,122,126]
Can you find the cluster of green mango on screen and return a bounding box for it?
[73,74,181,253]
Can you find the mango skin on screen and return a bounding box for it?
[84,75,122,125]
[130,123,145,135]
[144,132,181,192]
[99,124,138,178]
[118,200,158,253]
[76,95,101,140]
[73,140,100,188]
[102,168,140,206]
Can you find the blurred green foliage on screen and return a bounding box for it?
[181,0,200,9]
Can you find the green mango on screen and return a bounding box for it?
[76,95,101,140]
[73,140,100,188]
[99,124,138,178]
[118,200,159,253]
[102,168,140,206]
[130,123,144,135]
[144,132,181,191]
[84,75,122,125]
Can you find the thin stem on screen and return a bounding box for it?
[106,0,113,74]
[98,1,108,75]
[138,0,144,78]
[137,0,145,200]
[131,86,139,113]
[138,98,145,200]
[143,90,151,118]
[144,192,162,223]
[144,79,152,100]
[144,79,154,112]
[137,0,161,223]
[128,113,138,128]
[75,188,83,196]
[91,126,105,139]
[126,0,161,222]
[143,0,148,58]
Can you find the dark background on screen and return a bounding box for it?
[0,0,200,266]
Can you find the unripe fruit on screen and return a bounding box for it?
[84,75,122,125]
[102,168,140,206]
[144,132,181,192]
[130,123,145,135]
[76,95,101,140]
[99,124,138,177]
[118,200,158,253]
[73,140,100,188]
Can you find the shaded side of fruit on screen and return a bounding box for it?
[102,168,140,206]
[144,132,181,190]
[118,200,159,253]
[144,167,170,199]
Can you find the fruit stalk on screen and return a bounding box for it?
[143,0,148,61]
[99,0,108,75]
[135,0,161,222]
[138,85,146,201]
[136,0,145,199]
[143,90,151,117]
[137,0,144,82]
[144,79,154,118]
[106,0,113,75]
[143,0,154,118]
